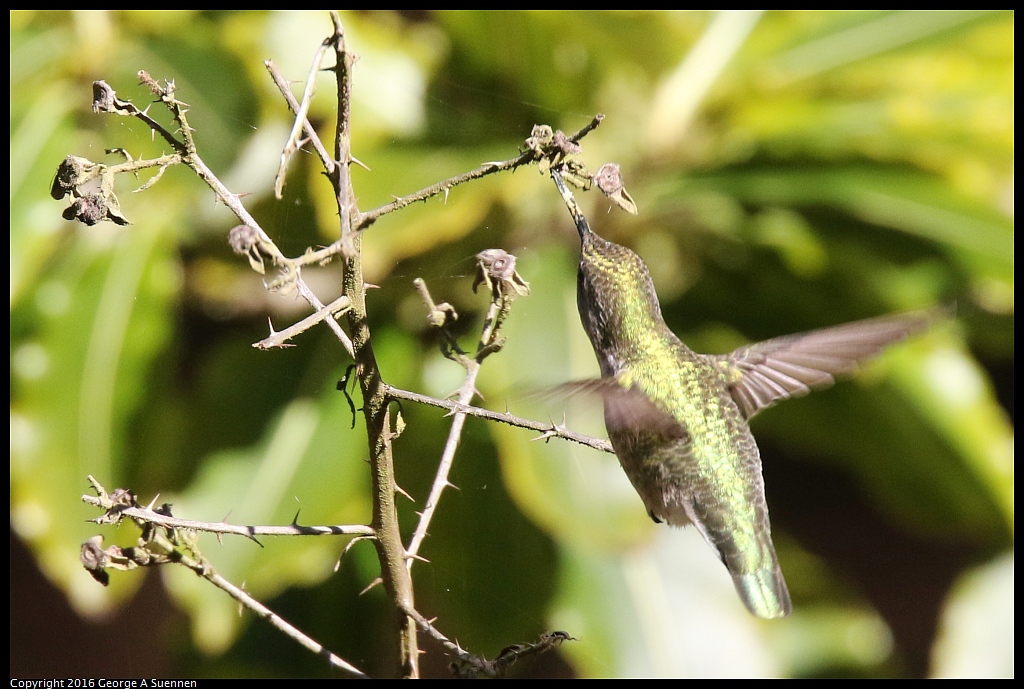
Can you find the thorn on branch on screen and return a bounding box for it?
[106,147,134,163]
[253,294,352,350]
[359,577,383,596]
[134,162,170,192]
[394,482,414,502]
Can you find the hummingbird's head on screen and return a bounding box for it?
[576,228,670,368]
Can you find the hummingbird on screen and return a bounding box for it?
[551,170,937,619]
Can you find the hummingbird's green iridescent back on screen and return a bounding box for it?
[554,170,937,619]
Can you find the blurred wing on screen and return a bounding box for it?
[544,378,687,442]
[718,309,942,419]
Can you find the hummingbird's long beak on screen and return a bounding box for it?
[550,170,592,241]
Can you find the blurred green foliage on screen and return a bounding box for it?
[10,10,1012,678]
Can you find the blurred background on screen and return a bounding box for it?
[10,10,1013,678]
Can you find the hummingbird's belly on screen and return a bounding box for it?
[605,424,699,528]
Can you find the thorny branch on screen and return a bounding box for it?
[79,478,367,678]
[82,476,375,542]
[285,114,606,270]
[405,605,574,678]
[266,59,336,176]
[63,70,360,358]
[307,12,421,677]
[272,37,333,199]
[404,250,532,566]
[63,10,616,679]
[383,385,614,454]
[252,293,353,350]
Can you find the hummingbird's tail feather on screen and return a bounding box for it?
[733,566,792,619]
[700,503,793,619]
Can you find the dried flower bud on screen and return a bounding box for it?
[559,159,593,190]
[593,162,638,215]
[62,194,108,226]
[551,130,581,157]
[91,80,135,115]
[474,249,530,298]
[51,155,96,200]
[62,190,131,226]
[525,125,555,155]
[108,487,137,509]
[80,536,111,586]
[477,248,516,281]
[228,224,259,255]
[594,163,623,196]
[527,125,585,175]
[228,224,265,274]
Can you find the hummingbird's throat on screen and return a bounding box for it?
[578,237,669,358]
